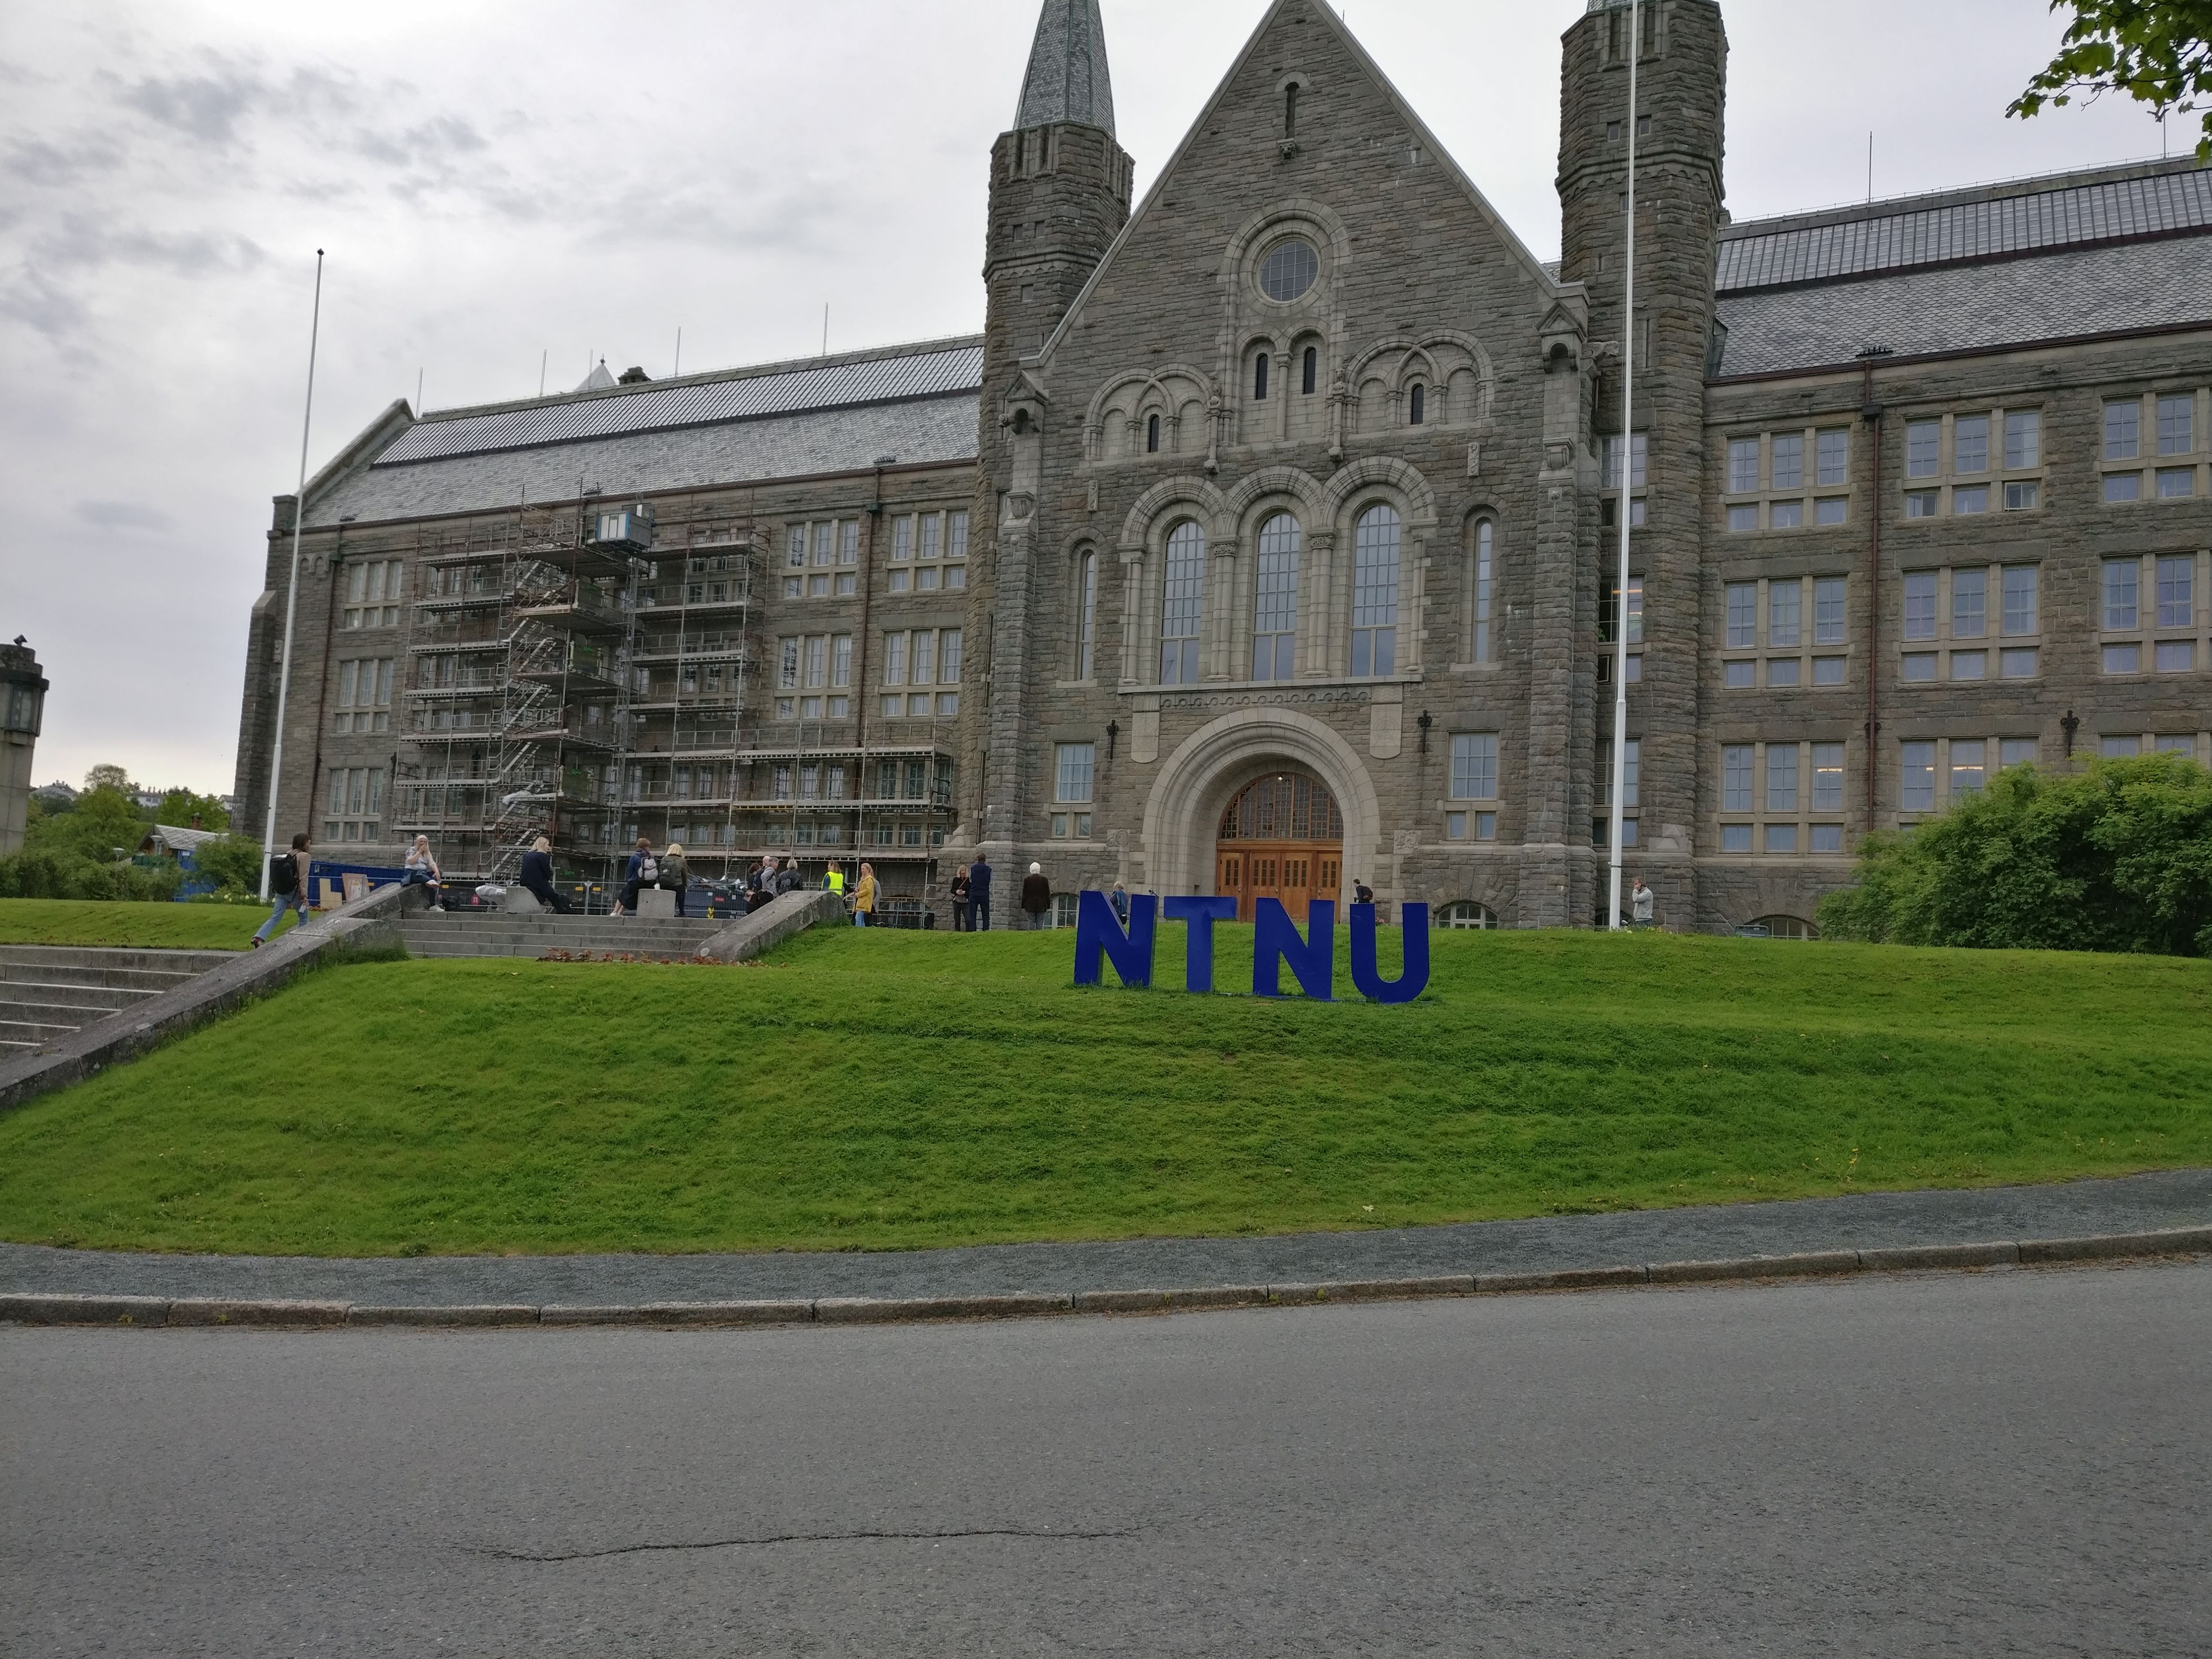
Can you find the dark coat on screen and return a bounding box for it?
[1021,873,1051,913]
[518,849,555,892]
[968,858,992,899]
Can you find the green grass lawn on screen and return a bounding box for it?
[0,925,2206,1257]
[0,898,284,951]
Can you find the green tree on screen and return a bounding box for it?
[1819,754,2212,955]
[189,835,266,894]
[82,763,133,796]
[2010,0,2212,160]
[25,786,150,864]
[155,788,229,831]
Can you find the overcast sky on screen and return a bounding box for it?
[0,0,2174,798]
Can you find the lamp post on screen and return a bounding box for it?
[1605,0,1639,932]
[259,250,325,899]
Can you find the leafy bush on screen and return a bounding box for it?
[190,834,266,895]
[155,789,229,831]
[1818,754,2212,955]
[0,849,180,902]
[24,786,149,864]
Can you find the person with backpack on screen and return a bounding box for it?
[251,833,313,947]
[775,860,803,895]
[851,861,877,927]
[614,837,659,916]
[660,841,690,916]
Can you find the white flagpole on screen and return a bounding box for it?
[1606,0,1639,932]
[260,250,325,899]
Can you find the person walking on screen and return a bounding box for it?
[1353,877,1375,906]
[661,841,690,917]
[517,835,570,912]
[251,833,313,947]
[968,851,992,931]
[1630,876,1655,929]
[948,864,972,931]
[1021,861,1052,930]
[614,837,658,916]
[1110,881,1129,926]
[403,835,443,909]
[851,861,877,927]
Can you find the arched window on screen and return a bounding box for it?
[1159,520,1205,685]
[1284,82,1299,138]
[1253,352,1269,401]
[1471,518,1495,665]
[1301,346,1318,395]
[1439,901,1498,930]
[1408,384,1425,425]
[1074,550,1097,680]
[1251,512,1301,682]
[1351,503,1401,676]
[1748,915,1817,941]
[1146,413,1161,453]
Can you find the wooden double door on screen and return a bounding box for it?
[1216,771,1344,922]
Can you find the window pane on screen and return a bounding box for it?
[1727,503,1759,532]
[1811,823,1844,854]
[2159,467,2197,498]
[940,628,962,682]
[1252,512,1301,681]
[2000,648,2039,678]
[1721,823,1752,853]
[2102,735,2141,758]
[1906,422,1940,478]
[1813,576,1847,644]
[1764,823,1797,854]
[1726,583,1758,648]
[841,521,860,564]
[1951,739,1986,796]
[1473,521,1494,664]
[1766,744,1798,812]
[1953,416,1988,474]
[2005,410,2040,470]
[1950,650,1986,681]
[1728,438,1759,493]
[1771,499,1803,528]
[1816,496,1848,525]
[1351,505,1401,676]
[1722,745,1754,812]
[1901,742,1936,812]
[1604,433,1649,490]
[1814,655,1847,685]
[1725,660,1755,688]
[1159,520,1205,685]
[1952,568,1986,637]
[1903,572,1937,639]
[2158,555,2195,628]
[778,636,799,689]
[2105,400,2140,460]
[1055,743,1095,803]
[1771,432,1803,491]
[884,631,907,686]
[2104,559,2139,629]
[1769,656,1801,686]
[2002,565,2038,635]
[2105,472,2141,502]
[2156,640,2194,673]
[2157,394,2193,455]
[1769,581,1801,647]
[2102,643,2140,675]
[1905,490,1938,517]
[1451,733,1499,801]
[2003,480,2040,511]
[1816,428,1849,486]
[1952,485,1988,515]
[1812,743,1845,810]
[832,634,853,688]
[1999,738,2038,768]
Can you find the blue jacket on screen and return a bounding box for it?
[519,849,554,891]
[968,858,992,898]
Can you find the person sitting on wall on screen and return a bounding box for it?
[518,836,570,912]
[1353,877,1375,906]
[660,841,690,917]
[614,837,659,916]
[403,835,443,909]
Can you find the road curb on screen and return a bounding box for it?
[3,1226,2207,1332]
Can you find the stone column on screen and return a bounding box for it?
[1301,530,1336,677]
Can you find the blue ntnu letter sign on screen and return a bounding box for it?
[1254,898,1333,1000]
[1073,890,1156,988]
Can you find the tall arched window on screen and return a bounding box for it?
[1251,512,1301,682]
[1471,518,1495,664]
[1146,413,1161,453]
[1253,352,1270,401]
[1301,346,1318,395]
[1075,550,1097,680]
[1351,503,1400,676]
[1408,384,1425,425]
[1159,521,1205,685]
[1284,82,1299,138]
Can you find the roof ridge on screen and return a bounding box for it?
[420,333,987,425]
[1722,154,2208,243]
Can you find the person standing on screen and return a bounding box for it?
[851,861,877,927]
[948,864,972,931]
[746,856,776,913]
[251,833,313,947]
[968,852,993,932]
[1110,881,1129,926]
[1021,861,1052,930]
[1630,876,1655,929]
[518,836,570,912]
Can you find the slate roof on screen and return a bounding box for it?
[1713,159,2212,377]
[308,339,982,527]
[1015,0,1115,135]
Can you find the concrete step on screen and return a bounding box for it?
[402,925,721,947]
[0,963,202,995]
[0,946,236,977]
[0,980,161,1014]
[0,1016,87,1047]
[0,997,140,1028]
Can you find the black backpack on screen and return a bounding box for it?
[271,853,298,896]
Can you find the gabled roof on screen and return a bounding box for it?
[1015,0,1115,136]
[1041,0,1563,362]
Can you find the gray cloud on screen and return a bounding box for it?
[76,500,175,532]
[4,134,125,188]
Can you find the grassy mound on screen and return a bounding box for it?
[0,898,284,951]
[0,926,2205,1257]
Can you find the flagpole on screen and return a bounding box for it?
[260,250,324,899]
[1606,0,1639,931]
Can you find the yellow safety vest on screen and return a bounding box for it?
[824,870,846,894]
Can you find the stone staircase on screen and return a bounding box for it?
[0,947,238,1054]
[399,912,727,962]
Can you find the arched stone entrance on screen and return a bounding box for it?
[1137,707,1382,910]
[1216,771,1342,922]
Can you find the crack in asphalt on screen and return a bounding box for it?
[476,1525,1142,1563]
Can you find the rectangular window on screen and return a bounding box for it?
[1901,742,1936,813]
[1727,503,1759,532]
[885,631,907,686]
[1951,739,1987,797]
[1764,823,1797,854]
[1951,568,1986,638]
[1595,738,1639,809]
[1903,571,1937,640]
[911,630,936,687]
[1473,521,1495,665]
[2102,643,2140,675]
[2155,554,2189,632]
[831,634,853,688]
[1600,579,1644,646]
[1951,651,1986,680]
[2001,565,2037,635]
[2005,410,2041,470]
[2103,735,2142,758]
[1811,823,1844,854]
[1766,743,1799,812]
[1054,742,1095,803]
[1953,416,1988,475]
[1814,655,1847,685]
[940,629,962,682]
[2157,735,2196,754]
[891,516,914,561]
[1812,743,1845,810]
[1771,432,1804,491]
[947,511,969,559]
[1603,433,1649,490]
[2155,640,2194,673]
[1906,421,1940,478]
[2004,480,2040,511]
[1769,657,1801,687]
[1451,733,1499,801]
[1726,583,1757,648]
[1952,485,1989,515]
[1816,428,1849,487]
[811,523,834,567]
[2000,648,2038,678]
[2106,472,2142,503]
[1905,491,1939,517]
[778,637,799,689]
[1722,823,1752,853]
[920,513,942,561]
[2157,394,2194,455]
[1769,580,1801,648]
[1771,500,1803,529]
[1722,745,1754,812]
[1813,576,1847,645]
[2159,467,2197,497]
[1728,437,1760,494]
[2105,399,2140,460]
[1725,660,1755,689]
[2105,559,2140,629]
[804,635,827,689]
[1997,737,2037,769]
[786,527,806,568]
[1816,497,1849,525]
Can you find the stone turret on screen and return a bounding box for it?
[960,0,1135,871]
[1557,0,1728,922]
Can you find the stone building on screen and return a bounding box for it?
[0,640,48,857]
[234,0,2212,930]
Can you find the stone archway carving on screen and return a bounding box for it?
[1137,706,1382,901]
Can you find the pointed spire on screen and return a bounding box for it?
[1014,0,1115,136]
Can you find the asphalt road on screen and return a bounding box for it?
[6,1261,2208,1657]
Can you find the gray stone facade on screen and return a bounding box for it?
[233,0,2212,930]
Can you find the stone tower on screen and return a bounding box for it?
[1557,0,1728,922]
[960,0,1134,874]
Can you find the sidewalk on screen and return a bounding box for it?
[4,1168,2208,1311]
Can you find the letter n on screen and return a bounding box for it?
[1253,898,1333,1000]
[1074,890,1156,988]
[1351,903,1429,1004]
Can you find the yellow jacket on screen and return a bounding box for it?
[852,872,877,912]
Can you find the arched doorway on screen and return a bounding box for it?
[1216,770,1343,922]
